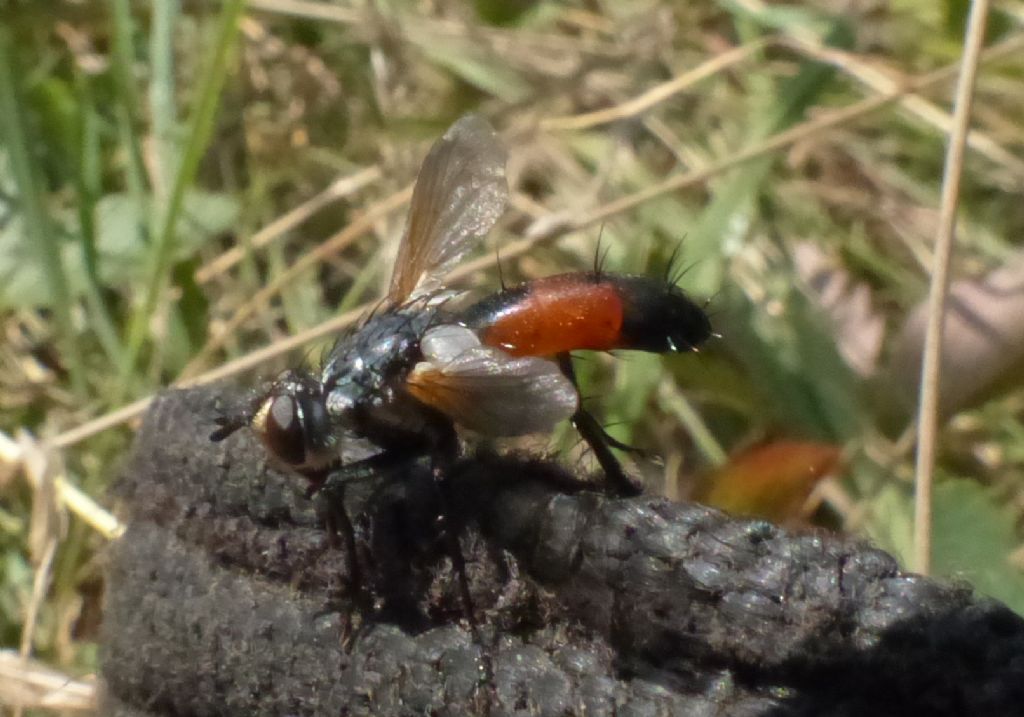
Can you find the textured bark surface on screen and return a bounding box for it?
[101,387,1024,716]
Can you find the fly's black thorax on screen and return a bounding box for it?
[456,284,529,331]
[320,306,447,448]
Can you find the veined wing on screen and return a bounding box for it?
[406,325,577,436]
[387,115,508,305]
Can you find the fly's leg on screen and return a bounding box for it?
[311,453,407,600]
[556,353,643,497]
[314,449,417,499]
[428,421,496,707]
[307,453,410,647]
[319,483,367,648]
[429,424,478,632]
[320,482,359,581]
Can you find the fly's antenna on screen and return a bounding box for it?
[210,417,247,442]
[209,389,263,442]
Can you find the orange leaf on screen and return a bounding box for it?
[696,441,841,523]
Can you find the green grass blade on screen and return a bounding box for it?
[120,0,247,393]
[150,0,180,193]
[63,68,126,369]
[107,0,150,202]
[0,27,86,395]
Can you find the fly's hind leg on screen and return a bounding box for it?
[556,353,643,497]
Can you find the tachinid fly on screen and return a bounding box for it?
[211,115,713,499]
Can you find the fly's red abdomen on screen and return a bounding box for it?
[459,272,712,357]
[460,274,624,356]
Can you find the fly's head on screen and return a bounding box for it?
[211,370,338,473]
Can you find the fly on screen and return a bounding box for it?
[211,113,713,505]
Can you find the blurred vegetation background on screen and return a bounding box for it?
[2,0,1024,708]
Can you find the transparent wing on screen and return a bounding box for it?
[388,115,508,304]
[406,325,578,436]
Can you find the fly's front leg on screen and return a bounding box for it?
[313,449,414,500]
[556,352,643,497]
[320,480,367,649]
[304,456,407,639]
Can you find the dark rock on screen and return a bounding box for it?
[101,387,1024,715]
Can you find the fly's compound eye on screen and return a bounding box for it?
[257,394,307,465]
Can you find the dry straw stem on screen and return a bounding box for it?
[912,0,992,576]
[539,39,770,131]
[542,33,1024,226]
[777,36,1024,179]
[40,31,1024,455]
[194,165,382,284]
[247,0,620,59]
[0,431,124,539]
[180,183,415,377]
[17,435,62,662]
[0,650,96,713]
[541,32,1022,180]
